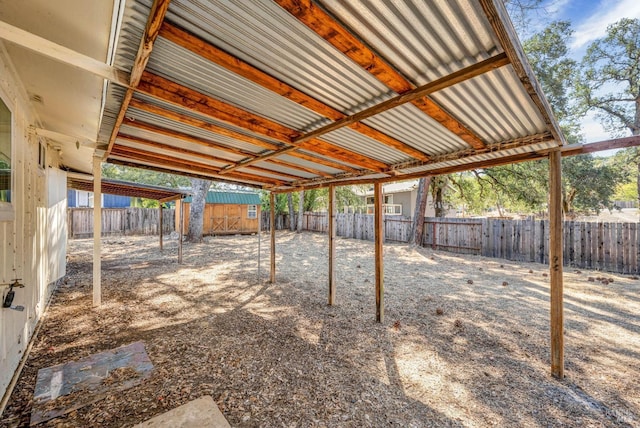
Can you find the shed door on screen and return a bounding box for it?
[226,205,241,232]
[210,205,225,233]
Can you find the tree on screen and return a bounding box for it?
[186,178,211,242]
[431,176,450,217]
[297,190,304,232]
[444,21,628,217]
[287,192,295,231]
[575,18,640,205]
[409,177,430,245]
[102,163,189,188]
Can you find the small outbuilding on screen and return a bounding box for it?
[178,191,261,235]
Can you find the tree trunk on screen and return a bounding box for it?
[433,183,445,217]
[297,190,304,232]
[186,178,211,242]
[409,177,431,245]
[287,192,295,231]
[637,161,640,217]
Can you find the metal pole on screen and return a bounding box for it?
[159,202,163,251]
[179,197,184,264]
[258,206,261,281]
[92,156,102,307]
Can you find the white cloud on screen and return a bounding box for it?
[571,0,640,50]
[580,113,614,143]
[545,0,572,18]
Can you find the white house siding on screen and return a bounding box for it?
[0,46,66,402]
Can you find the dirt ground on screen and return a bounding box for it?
[1,231,639,427]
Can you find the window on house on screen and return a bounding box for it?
[247,204,257,219]
[0,97,11,203]
[38,141,46,169]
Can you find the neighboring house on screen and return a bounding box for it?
[67,189,131,208]
[358,180,456,218]
[178,191,261,235]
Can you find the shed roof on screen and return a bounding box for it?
[67,173,188,202]
[183,191,261,205]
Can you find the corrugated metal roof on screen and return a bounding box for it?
[319,1,500,85]
[167,0,396,114]
[184,191,261,205]
[99,0,564,191]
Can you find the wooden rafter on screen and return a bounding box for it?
[288,150,359,173]
[272,135,640,193]
[478,0,566,145]
[159,22,430,162]
[105,0,171,158]
[127,99,357,173]
[116,134,309,181]
[290,53,509,146]
[136,73,390,171]
[265,158,332,178]
[116,134,228,166]
[274,0,489,150]
[139,72,297,142]
[122,117,258,157]
[108,158,264,189]
[128,99,281,151]
[111,146,286,186]
[121,119,331,177]
[0,21,129,86]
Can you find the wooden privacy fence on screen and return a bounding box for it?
[68,208,176,238]
[262,212,640,274]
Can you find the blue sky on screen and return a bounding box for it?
[521,0,640,143]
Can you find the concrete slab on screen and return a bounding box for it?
[134,396,230,428]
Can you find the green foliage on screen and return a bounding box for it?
[562,155,623,214]
[524,21,579,129]
[613,182,638,202]
[130,197,159,208]
[101,164,190,188]
[575,18,640,136]
[445,21,628,216]
[260,185,366,214]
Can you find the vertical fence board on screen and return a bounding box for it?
[258,213,637,275]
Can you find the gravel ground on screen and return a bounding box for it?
[1,231,639,427]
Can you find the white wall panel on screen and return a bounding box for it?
[0,45,63,402]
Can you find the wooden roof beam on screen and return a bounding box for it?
[0,20,129,86]
[137,72,390,172]
[126,100,357,173]
[159,22,430,162]
[272,132,555,191]
[275,0,490,150]
[122,116,261,157]
[111,146,287,186]
[105,0,171,158]
[107,158,265,189]
[273,135,640,193]
[121,118,332,177]
[138,71,297,142]
[479,0,565,145]
[117,134,311,181]
[128,99,281,151]
[291,53,509,146]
